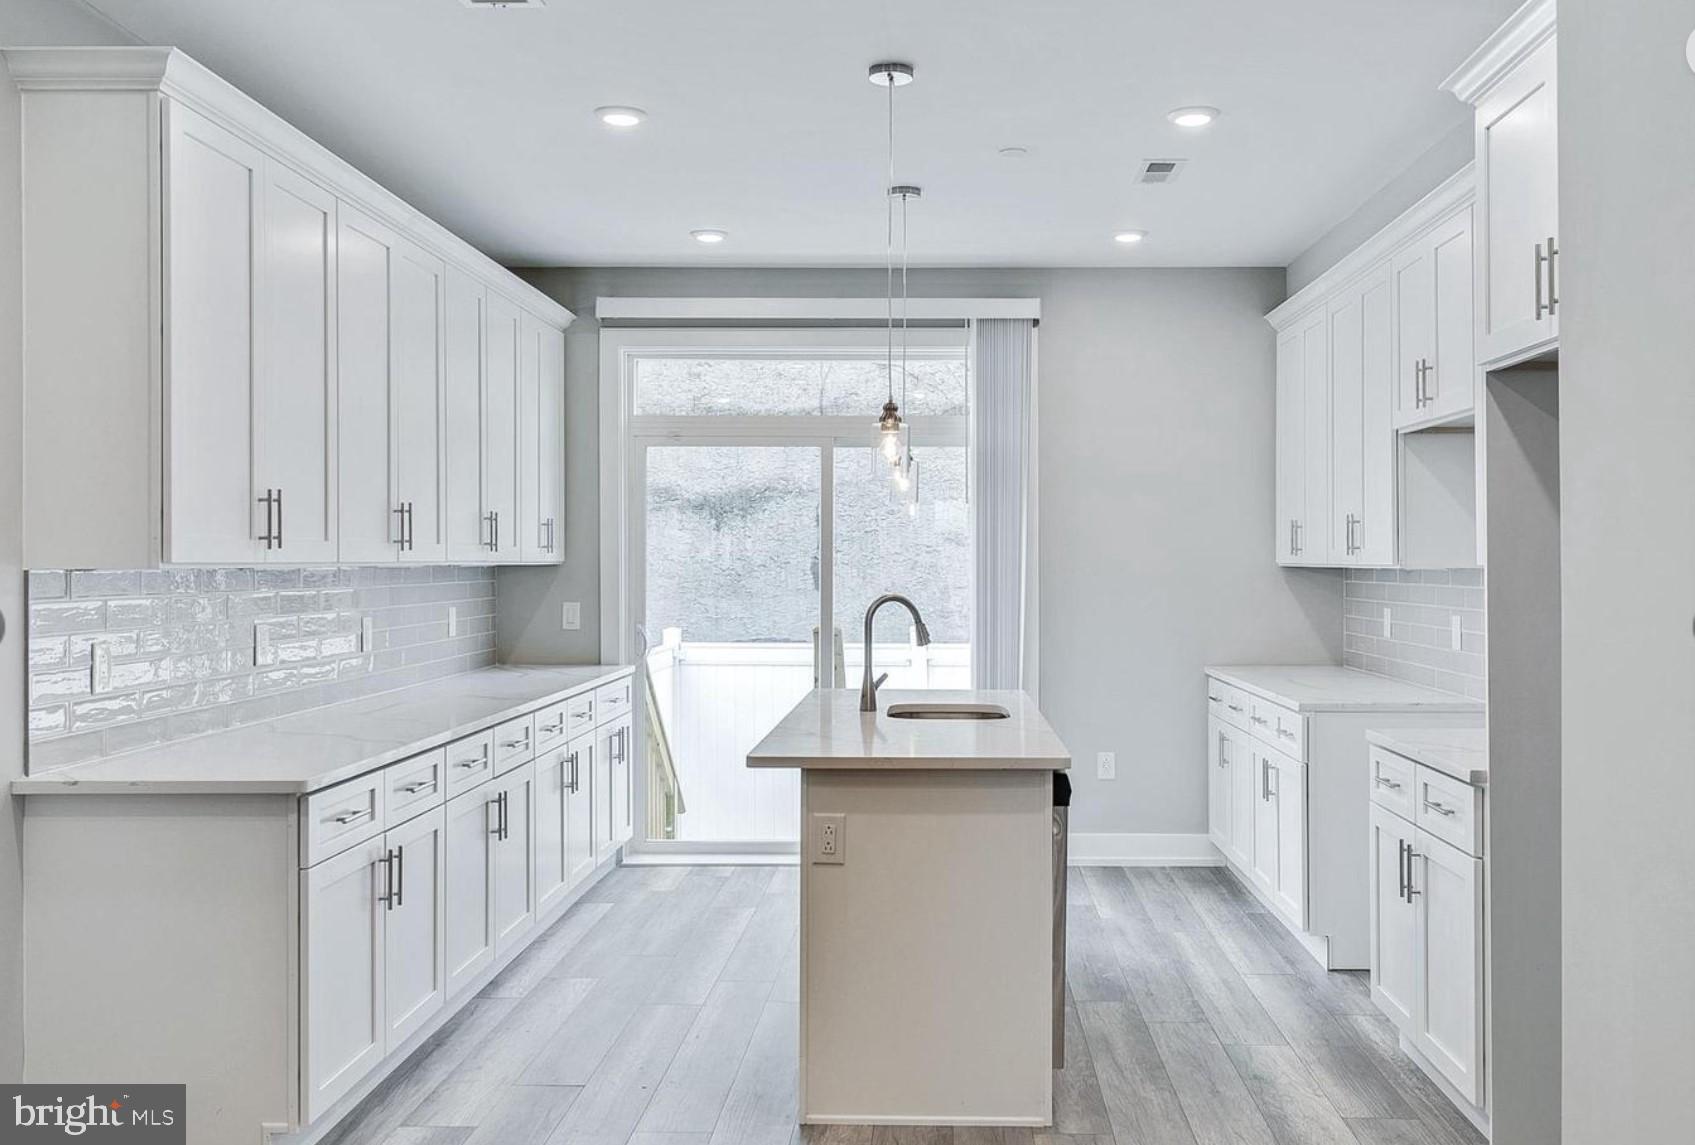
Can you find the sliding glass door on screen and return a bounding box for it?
[618,329,970,851]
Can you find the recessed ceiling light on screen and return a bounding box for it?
[1114,230,1147,245]
[998,146,1029,159]
[596,106,646,128]
[1167,106,1219,128]
[691,229,728,244]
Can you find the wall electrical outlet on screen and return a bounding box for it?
[448,606,458,638]
[361,616,374,653]
[561,601,581,631]
[1382,606,1393,638]
[1097,751,1117,780]
[1451,614,1463,651]
[812,813,845,864]
[90,641,111,694]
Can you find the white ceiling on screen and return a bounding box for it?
[80,0,1519,268]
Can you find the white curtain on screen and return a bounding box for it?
[970,318,1039,696]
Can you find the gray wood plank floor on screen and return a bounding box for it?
[323,864,1484,1145]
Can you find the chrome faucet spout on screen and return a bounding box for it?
[859,593,931,713]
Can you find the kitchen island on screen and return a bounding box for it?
[748,688,1070,1127]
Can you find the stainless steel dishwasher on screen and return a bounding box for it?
[1053,770,1071,1067]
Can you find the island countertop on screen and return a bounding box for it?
[13,664,632,796]
[746,688,1070,770]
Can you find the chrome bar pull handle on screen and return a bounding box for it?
[377,848,395,909]
[1534,241,1549,319]
[1397,840,1408,902]
[275,486,283,549]
[1546,236,1558,315]
[393,843,404,908]
[1423,798,1456,818]
[393,504,407,549]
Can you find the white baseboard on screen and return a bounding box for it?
[1066,832,1222,867]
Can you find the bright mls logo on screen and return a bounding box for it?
[1,1086,184,1143]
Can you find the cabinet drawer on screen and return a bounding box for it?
[385,747,446,828]
[444,730,495,799]
[1414,765,1483,857]
[1250,697,1307,762]
[533,700,572,755]
[595,677,633,724]
[1368,747,1416,821]
[1206,679,1252,732]
[492,715,535,774]
[566,692,596,736]
[301,772,385,866]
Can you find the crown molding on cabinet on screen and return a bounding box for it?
[1440,0,1556,105]
[1,46,573,330]
[594,296,1041,322]
[1268,162,1475,332]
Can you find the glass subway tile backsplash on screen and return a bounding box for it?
[26,565,496,771]
[1342,568,1486,701]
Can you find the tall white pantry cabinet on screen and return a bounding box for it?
[6,47,571,570]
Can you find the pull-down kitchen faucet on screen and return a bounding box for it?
[859,593,932,713]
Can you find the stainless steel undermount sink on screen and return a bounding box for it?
[885,703,1011,721]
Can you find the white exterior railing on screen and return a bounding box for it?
[645,630,969,843]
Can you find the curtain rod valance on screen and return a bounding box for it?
[594,297,1041,322]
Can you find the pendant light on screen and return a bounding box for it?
[869,62,921,508]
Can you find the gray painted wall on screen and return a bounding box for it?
[1559,2,1695,1139]
[1286,121,1473,295]
[0,0,137,1086]
[499,267,1343,837]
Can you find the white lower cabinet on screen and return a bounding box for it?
[566,731,598,886]
[1369,747,1486,1110]
[491,762,537,950]
[1245,743,1307,929]
[595,715,634,862]
[1207,716,1233,858]
[443,780,496,997]
[301,804,446,1125]
[535,745,570,914]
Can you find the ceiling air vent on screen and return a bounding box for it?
[1137,158,1188,185]
[460,0,546,8]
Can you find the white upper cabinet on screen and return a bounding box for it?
[1328,262,1396,565]
[1443,0,1557,369]
[1274,310,1328,565]
[392,239,449,562]
[336,206,401,564]
[1393,208,1475,428]
[162,102,264,566]
[257,161,340,562]
[519,313,565,563]
[8,47,573,569]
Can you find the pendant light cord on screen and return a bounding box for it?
[900,190,910,414]
[885,73,895,404]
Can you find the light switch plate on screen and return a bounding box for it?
[811,813,845,864]
[1450,614,1463,651]
[1382,606,1393,638]
[448,606,458,638]
[562,601,581,631]
[361,616,374,652]
[90,641,111,694]
[1097,751,1116,780]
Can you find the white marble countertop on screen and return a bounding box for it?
[1366,727,1489,786]
[1205,664,1484,714]
[747,689,1070,770]
[13,664,633,796]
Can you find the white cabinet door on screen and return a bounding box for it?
[443,786,496,998]
[1274,329,1305,565]
[1227,724,1255,872]
[535,745,569,915]
[1414,829,1485,1106]
[1424,209,1476,422]
[490,761,536,951]
[1476,37,1558,366]
[1270,751,1306,925]
[1392,239,1433,426]
[301,836,386,1124]
[594,719,620,863]
[1369,804,1418,1032]
[1329,264,1395,566]
[392,238,448,562]
[444,269,487,564]
[256,161,339,563]
[609,716,634,847]
[1250,749,1279,894]
[162,101,263,565]
[565,732,597,886]
[383,806,446,1051]
[484,292,523,561]
[336,205,400,564]
[518,313,564,562]
[1207,717,1232,857]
